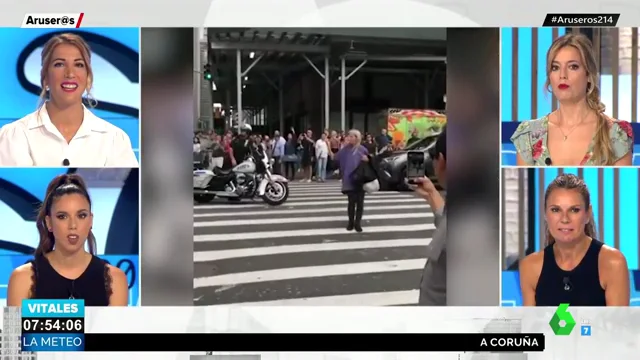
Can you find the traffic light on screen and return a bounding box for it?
[203,64,212,80]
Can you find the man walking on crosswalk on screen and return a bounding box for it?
[413,127,447,306]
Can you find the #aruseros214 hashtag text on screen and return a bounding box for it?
[542,13,620,27]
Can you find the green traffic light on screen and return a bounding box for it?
[204,73,212,80]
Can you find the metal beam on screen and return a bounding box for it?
[344,54,446,62]
[302,54,325,78]
[331,66,424,75]
[211,41,330,54]
[324,57,330,130]
[329,35,446,48]
[241,54,263,77]
[332,60,367,87]
[345,60,367,80]
[279,76,284,133]
[209,28,252,36]
[340,57,346,131]
[219,62,430,75]
[260,73,279,90]
[236,49,243,131]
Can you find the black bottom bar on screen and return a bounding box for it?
[84,333,545,352]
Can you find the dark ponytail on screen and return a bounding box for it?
[35,174,97,256]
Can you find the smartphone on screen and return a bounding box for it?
[406,151,425,184]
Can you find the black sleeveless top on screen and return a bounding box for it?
[28,254,112,306]
[534,239,606,306]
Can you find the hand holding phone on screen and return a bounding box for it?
[406,151,425,184]
[408,176,437,197]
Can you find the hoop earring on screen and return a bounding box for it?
[85,91,98,108]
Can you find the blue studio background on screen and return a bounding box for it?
[0,168,139,306]
[0,28,140,161]
[502,167,640,306]
[501,27,640,165]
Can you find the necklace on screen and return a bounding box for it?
[554,111,589,141]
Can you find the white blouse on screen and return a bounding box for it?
[0,105,138,167]
[315,139,329,158]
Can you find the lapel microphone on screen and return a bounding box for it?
[563,277,573,291]
[68,280,77,299]
[545,158,552,166]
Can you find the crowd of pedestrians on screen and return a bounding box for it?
[193,126,421,181]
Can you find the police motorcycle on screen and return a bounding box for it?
[193,136,290,206]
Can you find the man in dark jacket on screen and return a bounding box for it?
[374,128,392,153]
[231,126,252,163]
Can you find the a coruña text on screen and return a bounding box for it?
[481,335,538,349]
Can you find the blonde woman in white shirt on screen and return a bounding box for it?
[315,133,330,182]
[0,33,138,167]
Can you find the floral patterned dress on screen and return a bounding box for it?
[510,115,634,166]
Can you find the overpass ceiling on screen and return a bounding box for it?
[253,28,446,41]
[207,28,446,99]
[207,28,446,51]
[207,28,446,69]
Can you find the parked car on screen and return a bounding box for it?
[375,134,441,191]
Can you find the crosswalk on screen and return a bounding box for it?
[193,181,434,306]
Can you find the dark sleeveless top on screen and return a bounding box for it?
[28,254,112,306]
[535,239,606,306]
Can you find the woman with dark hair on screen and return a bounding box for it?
[519,173,629,306]
[6,174,129,306]
[282,132,298,180]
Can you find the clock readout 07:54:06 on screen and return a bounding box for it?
[22,318,84,333]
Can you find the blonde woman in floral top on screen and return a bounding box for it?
[510,33,634,166]
[511,115,633,166]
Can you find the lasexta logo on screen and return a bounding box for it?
[549,303,577,335]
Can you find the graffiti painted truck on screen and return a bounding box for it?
[386,108,447,147]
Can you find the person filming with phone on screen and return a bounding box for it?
[409,127,446,306]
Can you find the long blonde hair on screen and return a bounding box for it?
[545,33,613,165]
[544,174,597,246]
[39,33,97,109]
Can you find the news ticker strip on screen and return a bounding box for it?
[21,299,85,352]
[78,333,545,352]
[542,13,620,27]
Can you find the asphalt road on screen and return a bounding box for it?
[193,180,434,306]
